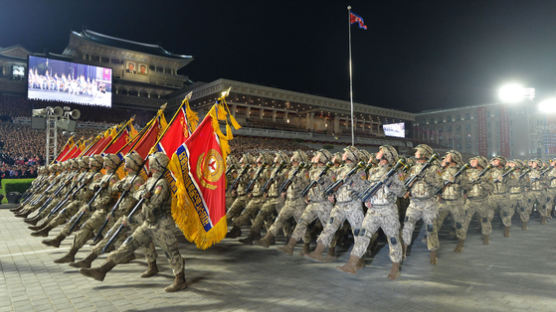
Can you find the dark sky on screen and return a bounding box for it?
[2,0,556,113]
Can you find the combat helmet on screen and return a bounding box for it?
[124,151,144,172]
[291,150,308,163]
[343,146,360,163]
[78,156,90,169]
[491,155,507,167]
[379,145,399,164]
[104,154,121,170]
[445,150,463,165]
[314,149,333,164]
[359,149,371,163]
[415,144,434,159]
[89,155,104,169]
[239,153,254,165]
[148,152,169,172]
[274,151,289,164]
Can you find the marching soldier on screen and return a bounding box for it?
[434,150,469,253]
[489,156,513,237]
[463,156,494,245]
[527,159,549,224]
[239,151,288,244]
[53,154,121,263]
[338,145,405,279]
[279,149,334,256]
[226,153,254,238]
[507,160,530,230]
[81,152,187,292]
[307,146,366,261]
[402,144,442,264]
[256,150,309,247]
[547,159,556,218]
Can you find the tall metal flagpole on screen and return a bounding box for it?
[347,5,354,146]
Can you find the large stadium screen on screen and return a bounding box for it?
[383,122,405,138]
[28,56,112,107]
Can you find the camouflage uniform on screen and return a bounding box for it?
[308,146,366,261]
[82,152,186,292]
[433,153,469,252]
[226,154,254,231]
[256,150,309,247]
[54,154,121,263]
[527,163,549,223]
[402,147,442,254]
[488,157,513,235]
[546,163,556,218]
[506,161,530,229]
[463,157,494,243]
[18,164,63,216]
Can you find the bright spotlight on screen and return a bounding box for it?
[538,98,556,113]
[498,83,535,104]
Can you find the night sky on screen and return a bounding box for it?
[2,0,556,113]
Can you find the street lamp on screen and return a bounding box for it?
[537,98,556,114]
[497,83,535,104]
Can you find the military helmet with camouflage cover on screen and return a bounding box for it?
[78,156,90,169]
[291,150,308,163]
[148,152,169,172]
[471,155,488,168]
[359,149,371,163]
[343,146,360,163]
[379,145,399,164]
[124,151,143,172]
[274,151,289,164]
[445,150,463,165]
[491,155,507,166]
[90,155,104,169]
[315,149,333,163]
[104,154,121,169]
[332,152,342,164]
[239,153,253,165]
[415,144,434,158]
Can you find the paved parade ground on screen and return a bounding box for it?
[2,205,556,312]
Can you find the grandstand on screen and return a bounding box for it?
[0,30,419,176]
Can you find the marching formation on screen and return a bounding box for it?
[10,152,187,292]
[225,144,556,280]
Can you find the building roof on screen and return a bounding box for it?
[72,29,193,60]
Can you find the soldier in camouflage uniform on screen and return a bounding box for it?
[527,159,550,224]
[81,152,187,292]
[41,156,104,247]
[225,155,238,210]
[489,156,514,237]
[227,153,272,238]
[307,146,366,261]
[547,159,556,218]
[338,145,405,279]
[463,156,494,245]
[402,144,442,264]
[226,153,254,238]
[25,161,77,225]
[433,150,469,253]
[16,164,63,218]
[70,151,157,275]
[12,166,47,213]
[239,151,288,244]
[507,160,530,230]
[256,150,309,247]
[279,149,334,255]
[54,154,121,263]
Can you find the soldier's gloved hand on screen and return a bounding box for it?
[281,192,286,199]
[365,201,372,209]
[93,184,100,191]
[327,195,335,203]
[101,181,109,188]
[304,197,310,204]
[248,193,252,198]
[122,216,128,227]
[231,190,237,197]
[143,191,152,199]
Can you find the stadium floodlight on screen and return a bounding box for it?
[497,83,535,104]
[537,98,556,113]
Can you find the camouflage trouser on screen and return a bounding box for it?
[108,216,184,275]
[45,200,84,230]
[546,188,556,217]
[268,198,306,236]
[529,190,548,218]
[317,200,364,247]
[226,191,235,210]
[34,198,62,221]
[489,194,513,227]
[233,196,265,227]
[352,204,402,263]
[59,204,92,237]
[72,209,107,250]
[464,198,492,236]
[91,215,157,262]
[402,198,438,250]
[226,195,248,221]
[22,195,48,214]
[432,198,467,241]
[291,200,333,243]
[249,197,281,235]
[510,193,529,224]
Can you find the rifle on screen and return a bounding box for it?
[529,167,552,183]
[278,162,307,194]
[230,166,249,191]
[92,170,144,244]
[47,171,89,216]
[68,171,117,233]
[301,162,333,197]
[470,164,493,184]
[225,164,235,176]
[102,168,167,254]
[28,176,60,206]
[359,159,406,202]
[404,153,439,188]
[246,164,266,192]
[435,163,469,196]
[324,161,365,196]
[518,168,531,180]
[262,162,287,193]
[20,177,47,203]
[501,167,515,178]
[33,174,76,216]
